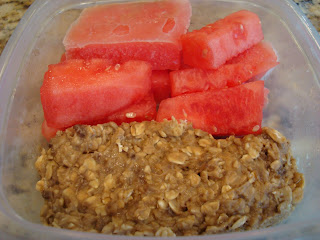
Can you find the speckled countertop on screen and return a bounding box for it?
[0,0,320,56]
[0,0,34,55]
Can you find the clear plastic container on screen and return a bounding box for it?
[0,0,320,239]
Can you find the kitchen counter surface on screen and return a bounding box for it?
[0,0,34,55]
[0,0,320,56]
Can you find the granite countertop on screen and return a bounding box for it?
[0,0,320,56]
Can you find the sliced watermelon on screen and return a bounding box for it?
[181,10,263,69]
[157,81,265,136]
[60,53,66,62]
[171,42,278,96]
[42,120,63,142]
[63,0,191,70]
[102,93,157,125]
[151,70,171,103]
[41,59,152,129]
[42,93,156,141]
[41,93,157,141]
[226,42,278,86]
[170,68,227,97]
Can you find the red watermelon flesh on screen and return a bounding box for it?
[181,10,264,69]
[157,81,265,136]
[41,59,152,129]
[102,93,157,125]
[41,93,156,141]
[170,68,227,97]
[151,70,171,103]
[171,42,278,96]
[60,53,66,62]
[42,120,64,142]
[179,55,192,69]
[63,0,192,70]
[226,42,278,86]
[180,62,192,70]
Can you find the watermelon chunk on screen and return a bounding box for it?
[157,81,265,136]
[151,70,171,103]
[41,93,156,141]
[60,53,66,62]
[171,42,278,96]
[41,59,152,129]
[181,10,263,69]
[42,120,63,142]
[102,93,157,125]
[63,0,192,70]
[226,42,278,86]
[170,68,227,97]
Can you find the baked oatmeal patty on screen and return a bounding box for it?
[35,119,304,236]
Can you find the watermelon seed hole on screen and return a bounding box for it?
[162,18,175,33]
[113,25,129,35]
